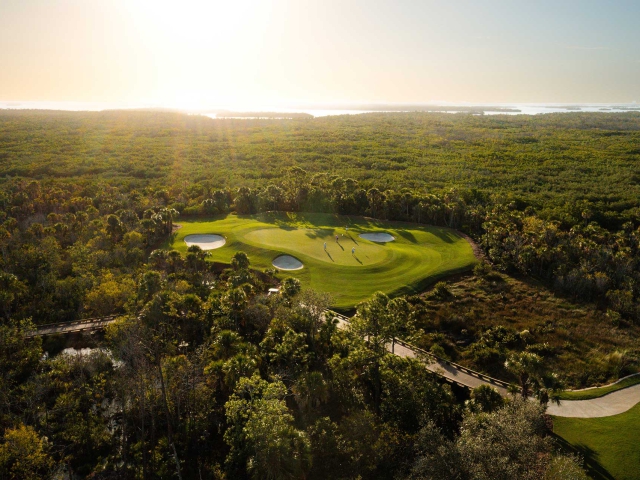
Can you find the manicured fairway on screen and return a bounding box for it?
[553,403,640,480]
[169,212,477,308]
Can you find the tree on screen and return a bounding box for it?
[349,292,401,414]
[230,251,250,271]
[467,384,505,413]
[160,207,178,233]
[84,272,136,317]
[0,424,54,480]
[262,184,284,211]
[408,399,552,480]
[0,321,42,428]
[367,188,384,218]
[235,187,256,214]
[281,277,301,299]
[0,273,26,320]
[224,287,248,329]
[504,352,543,399]
[225,375,311,479]
[105,214,124,243]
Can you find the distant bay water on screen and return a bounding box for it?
[1,101,638,117]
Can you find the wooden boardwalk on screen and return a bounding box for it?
[30,311,640,417]
[27,316,118,337]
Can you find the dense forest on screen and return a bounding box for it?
[0,110,638,478]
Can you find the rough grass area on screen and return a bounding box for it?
[410,273,640,388]
[169,212,477,309]
[559,375,640,401]
[553,403,640,480]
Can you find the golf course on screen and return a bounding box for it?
[169,212,478,308]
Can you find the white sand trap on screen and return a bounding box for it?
[359,232,395,243]
[184,234,226,250]
[272,255,304,270]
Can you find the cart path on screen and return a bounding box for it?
[329,311,640,417]
[329,311,510,396]
[30,312,640,417]
[546,383,640,418]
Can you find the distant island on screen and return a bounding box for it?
[216,111,314,119]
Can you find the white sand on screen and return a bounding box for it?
[272,255,304,270]
[184,234,226,250]
[358,232,395,243]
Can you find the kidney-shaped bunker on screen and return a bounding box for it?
[358,232,395,243]
[272,255,304,270]
[184,234,226,250]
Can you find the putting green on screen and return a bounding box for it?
[169,212,478,309]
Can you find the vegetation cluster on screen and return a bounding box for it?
[0,110,639,478]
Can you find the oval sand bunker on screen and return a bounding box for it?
[272,255,304,270]
[184,234,226,250]
[359,232,395,243]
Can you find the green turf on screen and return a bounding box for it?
[169,212,477,309]
[559,375,640,401]
[553,403,640,480]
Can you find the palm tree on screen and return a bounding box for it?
[106,214,123,242]
[225,287,247,329]
[366,188,384,218]
[504,351,543,399]
[230,251,250,271]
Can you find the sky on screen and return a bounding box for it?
[0,0,639,108]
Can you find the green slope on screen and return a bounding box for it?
[553,403,640,480]
[169,212,477,308]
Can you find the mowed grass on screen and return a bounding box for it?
[169,212,477,309]
[559,375,640,401]
[553,403,640,480]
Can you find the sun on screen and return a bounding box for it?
[121,0,276,108]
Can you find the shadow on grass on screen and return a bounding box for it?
[325,250,334,262]
[305,228,334,239]
[396,229,417,243]
[353,254,363,265]
[552,433,615,480]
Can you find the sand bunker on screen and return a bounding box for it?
[358,232,395,243]
[272,255,304,270]
[184,234,226,250]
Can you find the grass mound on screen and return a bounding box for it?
[170,212,477,308]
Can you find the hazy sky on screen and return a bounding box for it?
[1,0,639,107]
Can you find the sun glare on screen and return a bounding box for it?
[121,0,276,108]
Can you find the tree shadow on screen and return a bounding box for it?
[305,228,334,239]
[552,433,615,480]
[395,229,417,243]
[428,228,458,244]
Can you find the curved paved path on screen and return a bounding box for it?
[328,311,509,395]
[328,311,640,417]
[547,383,640,418]
[389,340,509,395]
[32,311,640,418]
